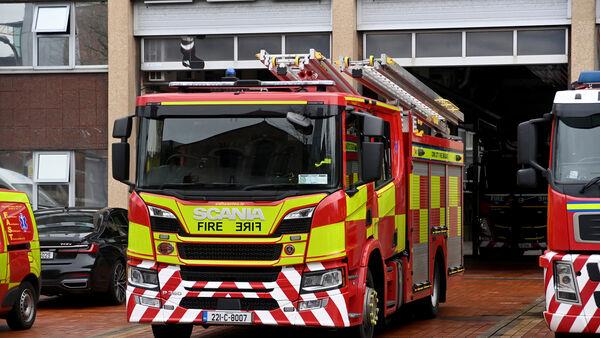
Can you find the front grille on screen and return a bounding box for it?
[177,243,282,261]
[150,217,181,233]
[179,266,281,282]
[578,214,600,241]
[271,218,311,236]
[179,297,279,311]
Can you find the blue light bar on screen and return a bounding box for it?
[577,71,600,84]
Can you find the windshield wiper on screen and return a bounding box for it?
[580,176,600,193]
[241,183,298,191]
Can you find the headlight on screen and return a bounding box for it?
[148,205,176,219]
[554,261,580,304]
[284,207,315,220]
[301,268,343,292]
[128,266,159,289]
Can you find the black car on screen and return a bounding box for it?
[35,207,128,304]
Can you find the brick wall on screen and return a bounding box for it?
[0,73,107,151]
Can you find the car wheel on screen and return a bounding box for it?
[152,324,193,338]
[107,260,127,305]
[6,281,37,330]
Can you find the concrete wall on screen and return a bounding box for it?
[0,74,107,151]
[570,0,597,82]
[107,0,137,208]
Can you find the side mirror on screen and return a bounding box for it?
[113,117,132,139]
[517,168,537,189]
[112,143,130,183]
[517,121,537,166]
[361,141,383,183]
[362,114,384,137]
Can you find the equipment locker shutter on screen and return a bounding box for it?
[358,0,569,31]
[447,166,463,270]
[134,0,332,36]
[410,161,429,286]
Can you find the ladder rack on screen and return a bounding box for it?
[258,49,463,135]
[258,49,360,96]
[342,55,463,132]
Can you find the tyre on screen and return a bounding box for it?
[6,281,37,330]
[152,324,193,338]
[419,261,442,319]
[348,269,379,338]
[106,260,127,305]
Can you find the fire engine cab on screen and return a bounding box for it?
[518,71,600,334]
[0,189,40,330]
[112,49,464,338]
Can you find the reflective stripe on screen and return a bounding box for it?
[567,202,600,211]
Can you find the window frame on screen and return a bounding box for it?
[140,32,331,71]
[33,3,74,70]
[33,151,75,209]
[363,27,568,67]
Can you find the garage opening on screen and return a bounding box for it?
[405,64,566,257]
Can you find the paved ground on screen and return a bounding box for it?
[0,256,553,338]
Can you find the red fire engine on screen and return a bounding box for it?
[518,71,600,334]
[111,49,464,338]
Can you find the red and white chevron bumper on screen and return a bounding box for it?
[541,251,600,333]
[126,259,351,327]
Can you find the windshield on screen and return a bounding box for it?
[36,214,95,234]
[137,114,339,194]
[553,114,600,183]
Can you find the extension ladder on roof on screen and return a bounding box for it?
[258,49,464,135]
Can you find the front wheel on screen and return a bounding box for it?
[348,270,378,338]
[152,324,193,338]
[6,281,37,330]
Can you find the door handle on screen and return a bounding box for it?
[366,209,372,226]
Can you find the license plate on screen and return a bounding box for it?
[202,311,252,324]
[41,251,54,260]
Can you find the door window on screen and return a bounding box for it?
[345,112,362,187]
[376,121,393,189]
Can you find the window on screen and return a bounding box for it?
[238,35,281,60]
[195,36,234,61]
[143,38,181,62]
[0,150,107,210]
[75,2,107,65]
[285,33,330,57]
[365,33,411,58]
[34,6,70,33]
[466,31,513,57]
[0,3,32,67]
[376,121,393,188]
[37,36,68,66]
[416,32,462,57]
[0,2,107,70]
[345,113,362,187]
[517,29,565,55]
[140,33,331,70]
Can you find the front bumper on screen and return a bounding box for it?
[126,259,351,327]
[540,251,600,334]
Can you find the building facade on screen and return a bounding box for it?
[0,1,108,209]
